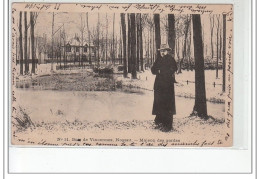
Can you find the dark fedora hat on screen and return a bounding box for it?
[158,44,172,51]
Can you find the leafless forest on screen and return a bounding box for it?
[15,12,226,116]
[16,13,226,76]
[12,10,230,145]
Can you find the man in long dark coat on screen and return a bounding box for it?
[151,44,177,132]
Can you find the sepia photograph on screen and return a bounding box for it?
[11,3,233,147]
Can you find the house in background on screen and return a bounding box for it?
[62,36,96,63]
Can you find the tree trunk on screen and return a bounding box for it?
[119,23,122,64]
[86,13,91,65]
[220,28,222,63]
[121,13,127,78]
[80,14,84,66]
[112,13,115,65]
[149,27,152,64]
[127,14,132,73]
[130,13,137,79]
[176,37,180,71]
[97,13,100,67]
[136,14,140,71]
[24,12,28,74]
[154,14,161,61]
[62,28,66,68]
[147,27,150,66]
[35,37,38,68]
[51,12,54,70]
[30,12,35,74]
[210,15,214,60]
[152,25,155,63]
[59,30,62,68]
[222,14,226,92]
[74,46,76,64]
[202,24,205,55]
[105,13,108,64]
[28,35,30,62]
[216,15,220,78]
[181,15,190,72]
[192,14,208,118]
[19,12,23,75]
[177,38,183,73]
[140,14,144,71]
[168,14,175,57]
[187,15,192,71]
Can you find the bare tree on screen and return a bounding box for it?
[60,27,67,67]
[130,13,137,79]
[97,13,100,66]
[139,14,144,71]
[86,13,91,65]
[30,12,38,74]
[175,38,180,67]
[192,14,207,118]
[179,15,190,73]
[51,12,54,70]
[147,24,151,65]
[143,14,155,66]
[112,13,115,64]
[119,22,122,64]
[154,14,161,61]
[175,17,181,70]
[219,25,222,63]
[127,14,132,73]
[115,35,118,62]
[168,14,175,57]
[136,13,140,71]
[19,12,23,75]
[79,13,85,66]
[187,15,192,71]
[149,23,153,63]
[150,23,153,64]
[105,13,108,64]
[30,12,35,74]
[210,15,215,60]
[121,13,127,77]
[24,12,29,74]
[216,15,220,78]
[222,14,226,92]
[59,30,62,67]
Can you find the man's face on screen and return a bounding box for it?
[160,49,168,57]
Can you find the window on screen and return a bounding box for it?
[66,44,71,52]
[76,47,80,52]
[84,47,88,52]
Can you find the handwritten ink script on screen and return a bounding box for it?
[18,3,219,14]
[12,136,222,147]
[225,10,233,143]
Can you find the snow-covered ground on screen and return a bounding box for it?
[15,63,225,101]
[116,69,225,103]
[12,63,229,147]
[14,89,224,124]
[12,89,226,146]
[15,63,93,80]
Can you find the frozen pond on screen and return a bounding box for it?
[15,89,225,124]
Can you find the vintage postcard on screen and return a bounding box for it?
[11,3,233,147]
